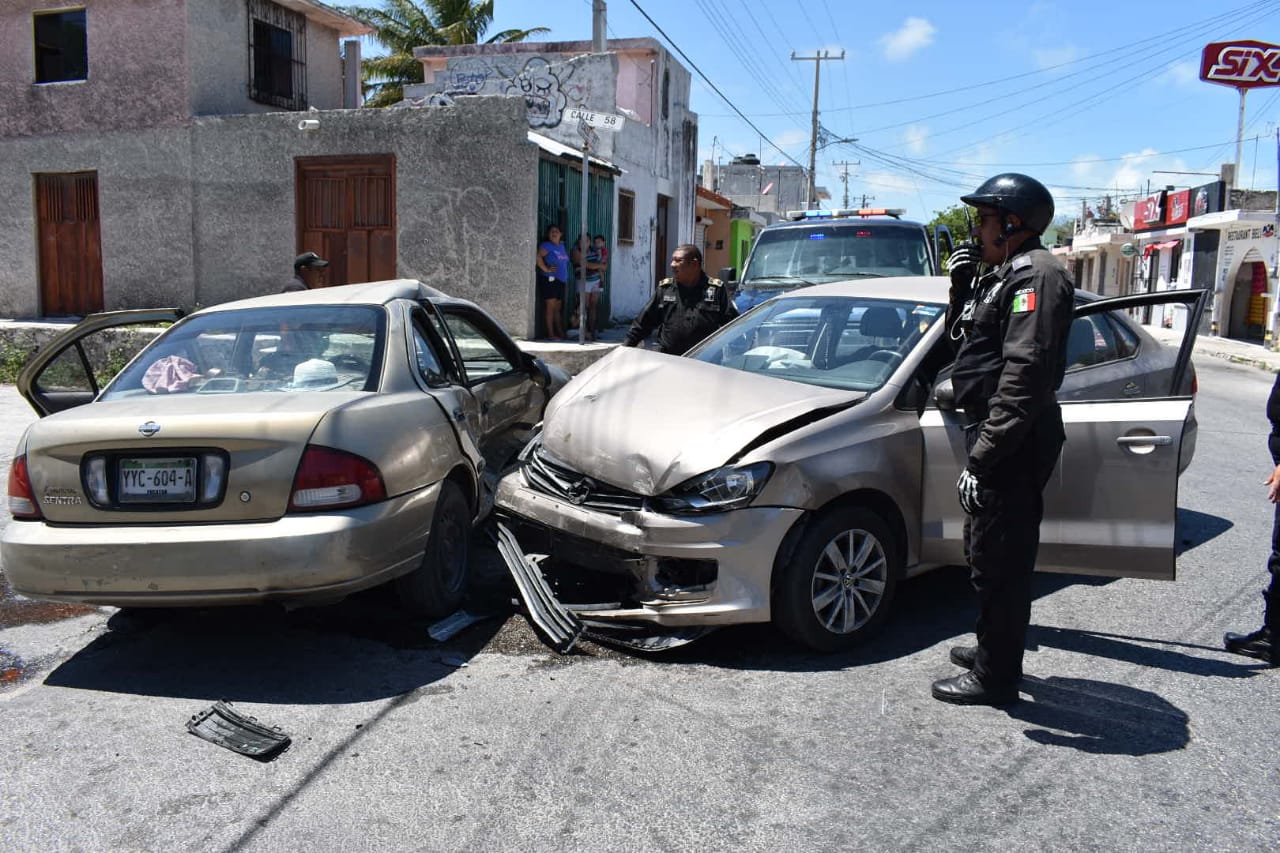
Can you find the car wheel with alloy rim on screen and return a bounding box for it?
[773,506,900,652]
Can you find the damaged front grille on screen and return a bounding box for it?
[522,446,648,514]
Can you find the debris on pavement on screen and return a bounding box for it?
[427,609,492,642]
[186,700,291,761]
[583,623,718,652]
[434,652,470,668]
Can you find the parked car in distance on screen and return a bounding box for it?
[495,277,1205,651]
[3,280,569,619]
[724,208,954,313]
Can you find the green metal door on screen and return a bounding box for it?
[536,156,614,334]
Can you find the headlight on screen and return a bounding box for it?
[654,462,773,514]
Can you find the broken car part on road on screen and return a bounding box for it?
[186,700,291,761]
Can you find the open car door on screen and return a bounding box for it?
[919,288,1206,581]
[17,309,183,417]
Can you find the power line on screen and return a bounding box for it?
[699,0,1262,119]
[627,0,805,168]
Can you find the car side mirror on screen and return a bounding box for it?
[933,377,956,411]
[526,355,551,389]
[718,266,736,284]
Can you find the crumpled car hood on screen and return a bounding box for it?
[538,347,861,495]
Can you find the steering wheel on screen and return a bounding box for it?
[329,354,370,372]
[868,350,903,368]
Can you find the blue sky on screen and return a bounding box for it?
[487,0,1280,222]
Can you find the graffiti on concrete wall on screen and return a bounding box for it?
[402,185,506,294]
[437,56,584,129]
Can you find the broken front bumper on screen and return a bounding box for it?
[494,473,803,627]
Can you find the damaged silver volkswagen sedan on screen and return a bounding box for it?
[495,277,1204,651]
[4,280,567,619]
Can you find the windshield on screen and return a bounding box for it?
[687,295,945,392]
[102,305,385,399]
[742,224,931,286]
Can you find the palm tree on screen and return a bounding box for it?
[341,0,549,107]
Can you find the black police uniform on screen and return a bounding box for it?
[624,272,737,354]
[945,236,1074,688]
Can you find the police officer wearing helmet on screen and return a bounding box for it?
[932,173,1075,706]
[624,244,737,354]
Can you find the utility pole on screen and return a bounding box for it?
[832,159,859,209]
[860,193,875,208]
[791,49,844,210]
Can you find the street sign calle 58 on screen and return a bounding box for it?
[566,108,624,131]
[1200,40,1280,90]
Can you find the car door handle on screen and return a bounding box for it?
[1116,435,1172,446]
[452,407,466,422]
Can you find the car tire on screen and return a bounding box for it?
[395,480,471,620]
[773,506,900,652]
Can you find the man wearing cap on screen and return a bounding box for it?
[284,252,329,292]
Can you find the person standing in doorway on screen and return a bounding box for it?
[572,234,607,341]
[536,225,568,341]
[932,173,1075,707]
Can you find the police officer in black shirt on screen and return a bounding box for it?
[1222,371,1280,666]
[931,173,1075,706]
[624,244,737,354]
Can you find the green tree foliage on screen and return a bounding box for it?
[341,0,549,107]
[928,204,974,263]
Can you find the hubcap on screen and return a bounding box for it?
[809,528,888,635]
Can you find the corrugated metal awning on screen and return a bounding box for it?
[527,131,624,175]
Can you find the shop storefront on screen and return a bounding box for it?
[1188,209,1279,343]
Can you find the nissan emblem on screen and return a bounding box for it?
[137,421,161,437]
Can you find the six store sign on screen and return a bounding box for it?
[1200,40,1280,89]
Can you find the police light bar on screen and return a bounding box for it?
[785,208,906,220]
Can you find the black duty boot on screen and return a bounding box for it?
[1223,627,1275,664]
[949,645,977,669]
[931,671,1018,706]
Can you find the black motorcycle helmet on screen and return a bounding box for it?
[961,173,1055,235]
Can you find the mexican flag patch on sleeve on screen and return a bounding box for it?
[1011,287,1037,313]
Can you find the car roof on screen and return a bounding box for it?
[773,275,950,303]
[189,279,459,316]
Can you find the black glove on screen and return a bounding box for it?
[946,242,981,294]
[956,467,985,515]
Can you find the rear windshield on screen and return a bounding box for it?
[102,305,385,399]
[743,223,930,284]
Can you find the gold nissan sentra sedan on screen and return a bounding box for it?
[495,277,1205,651]
[3,280,568,619]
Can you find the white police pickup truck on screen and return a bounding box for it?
[724,208,955,313]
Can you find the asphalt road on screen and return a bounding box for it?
[1,361,1278,852]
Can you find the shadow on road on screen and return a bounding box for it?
[644,566,1117,672]
[1176,507,1233,556]
[42,592,507,704]
[1010,675,1190,755]
[1029,625,1256,678]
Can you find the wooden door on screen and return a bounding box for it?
[654,194,670,284]
[296,155,396,286]
[36,172,103,316]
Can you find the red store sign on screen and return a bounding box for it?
[1165,189,1190,225]
[1200,40,1280,89]
[1136,193,1163,228]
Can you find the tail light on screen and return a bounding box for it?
[8,455,43,520]
[289,446,386,511]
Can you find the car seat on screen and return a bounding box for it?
[840,307,905,365]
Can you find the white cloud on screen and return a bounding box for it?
[1071,154,1100,181]
[1034,45,1079,69]
[1159,60,1199,88]
[1105,148,1190,197]
[904,125,928,155]
[880,18,936,62]
[774,128,810,149]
